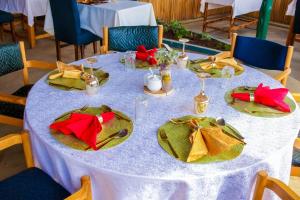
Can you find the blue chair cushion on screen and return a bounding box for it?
[76,28,100,45]
[0,11,13,23]
[0,167,70,200]
[293,148,300,167]
[234,36,288,71]
[108,26,159,52]
[0,84,32,119]
[0,43,23,77]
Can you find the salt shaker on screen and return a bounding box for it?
[85,74,99,95]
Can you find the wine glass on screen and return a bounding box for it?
[179,38,189,55]
[197,72,211,92]
[86,57,98,74]
[221,66,235,89]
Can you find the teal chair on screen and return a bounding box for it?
[0,42,56,127]
[101,25,163,53]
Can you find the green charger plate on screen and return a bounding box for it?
[158,116,245,163]
[120,57,158,69]
[187,59,244,78]
[225,86,296,117]
[47,68,109,91]
[51,105,133,151]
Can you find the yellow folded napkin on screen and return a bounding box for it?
[199,53,243,72]
[187,127,242,162]
[48,61,85,80]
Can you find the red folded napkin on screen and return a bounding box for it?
[50,112,115,150]
[136,45,158,65]
[231,83,291,112]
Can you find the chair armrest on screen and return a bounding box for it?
[274,68,291,82]
[26,60,57,70]
[0,134,23,151]
[0,131,34,167]
[0,92,26,105]
[294,138,300,150]
[65,176,92,200]
[292,93,300,102]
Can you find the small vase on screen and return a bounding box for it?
[160,64,172,92]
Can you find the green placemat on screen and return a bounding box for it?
[187,59,244,78]
[225,86,296,117]
[51,105,133,151]
[120,57,158,69]
[47,68,109,90]
[158,116,245,163]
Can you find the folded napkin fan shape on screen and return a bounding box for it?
[200,54,244,72]
[231,83,291,112]
[136,45,158,65]
[50,112,115,150]
[188,125,242,162]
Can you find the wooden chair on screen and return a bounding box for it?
[253,170,300,200]
[0,10,16,42]
[0,41,56,127]
[202,3,257,38]
[101,25,163,54]
[222,33,293,87]
[0,131,92,200]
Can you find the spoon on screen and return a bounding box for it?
[160,130,179,158]
[95,129,128,150]
[215,117,245,141]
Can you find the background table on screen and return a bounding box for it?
[200,0,263,17]
[44,1,157,37]
[0,0,50,47]
[25,52,300,200]
[286,0,297,16]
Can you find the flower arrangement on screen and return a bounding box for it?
[155,48,178,68]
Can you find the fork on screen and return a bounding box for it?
[160,130,179,158]
[55,105,88,121]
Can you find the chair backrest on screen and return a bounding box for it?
[49,0,81,44]
[253,170,300,200]
[103,26,163,52]
[0,43,23,77]
[232,35,290,71]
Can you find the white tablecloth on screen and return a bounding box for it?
[286,0,297,16]
[44,1,157,37]
[24,52,300,200]
[0,0,48,26]
[200,0,263,18]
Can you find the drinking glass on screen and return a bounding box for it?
[221,66,235,89]
[124,51,136,71]
[135,95,148,124]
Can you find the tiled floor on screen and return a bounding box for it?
[0,20,299,194]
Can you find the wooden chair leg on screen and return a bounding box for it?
[74,45,79,60]
[286,17,295,46]
[10,22,16,42]
[55,40,61,61]
[93,42,97,54]
[228,7,234,39]
[0,25,3,41]
[80,45,85,59]
[202,3,208,32]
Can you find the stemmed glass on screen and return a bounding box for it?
[86,57,98,74]
[197,72,211,92]
[179,38,189,55]
[221,66,235,89]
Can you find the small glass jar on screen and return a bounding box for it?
[160,65,172,92]
[194,91,209,114]
[85,74,99,95]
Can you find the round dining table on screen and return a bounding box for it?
[24,52,300,200]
